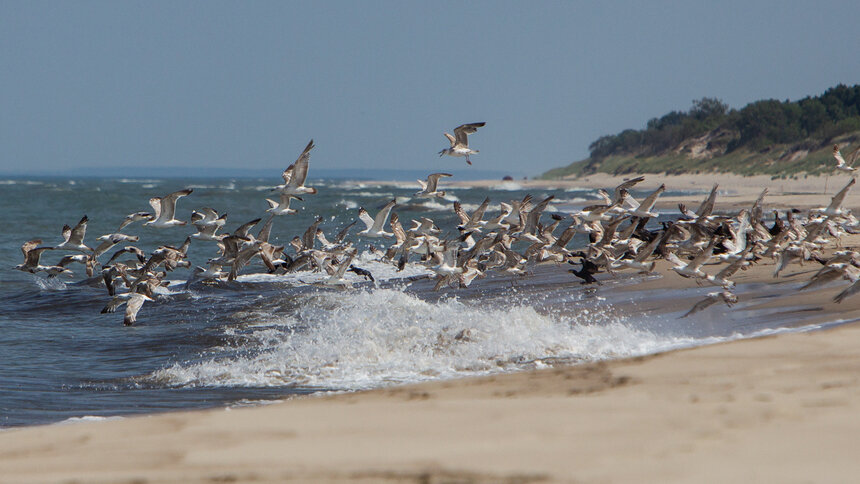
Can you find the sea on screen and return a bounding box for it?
[0,175,849,428]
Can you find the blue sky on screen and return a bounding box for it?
[2,1,859,177]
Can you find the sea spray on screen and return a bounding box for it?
[146,286,691,390]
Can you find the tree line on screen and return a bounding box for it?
[588,84,860,159]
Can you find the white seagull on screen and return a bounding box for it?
[439,122,485,165]
[833,144,860,173]
[56,215,93,252]
[266,192,301,216]
[144,189,193,228]
[101,292,155,326]
[414,173,452,198]
[274,139,317,197]
[357,199,397,238]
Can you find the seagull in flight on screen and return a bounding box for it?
[274,139,317,197]
[833,144,860,173]
[144,189,193,228]
[357,199,396,238]
[414,173,452,198]
[439,122,485,165]
[56,215,93,253]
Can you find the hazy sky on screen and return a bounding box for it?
[2,1,859,177]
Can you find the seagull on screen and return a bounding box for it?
[414,173,452,198]
[117,212,153,231]
[15,240,63,275]
[817,177,855,217]
[93,233,140,258]
[144,189,193,228]
[833,144,860,173]
[454,198,491,233]
[324,250,358,286]
[357,199,396,238]
[667,240,716,280]
[439,122,485,165]
[623,184,665,219]
[266,192,301,216]
[190,207,227,229]
[274,139,317,197]
[101,292,155,326]
[56,215,93,252]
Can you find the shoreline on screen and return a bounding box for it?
[3,320,860,483]
[349,172,860,212]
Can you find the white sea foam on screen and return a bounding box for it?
[0,180,44,185]
[351,191,394,198]
[492,182,524,191]
[413,200,450,211]
[147,285,721,391]
[56,415,124,425]
[337,199,359,209]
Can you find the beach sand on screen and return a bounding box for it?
[4,173,860,483]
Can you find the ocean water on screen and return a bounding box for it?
[0,176,844,428]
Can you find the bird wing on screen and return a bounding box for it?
[715,257,746,280]
[390,213,406,245]
[302,217,323,250]
[371,199,396,232]
[470,197,491,224]
[67,216,89,245]
[639,184,666,212]
[453,122,485,146]
[124,294,148,325]
[453,202,470,225]
[613,176,646,201]
[426,172,452,192]
[21,239,42,260]
[281,164,295,185]
[335,221,357,243]
[159,189,193,221]
[256,215,275,243]
[847,145,860,167]
[233,218,262,238]
[357,208,376,230]
[148,198,163,219]
[334,250,357,279]
[826,177,855,212]
[287,139,314,187]
[696,184,719,218]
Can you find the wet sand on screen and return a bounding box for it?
[4,173,860,483]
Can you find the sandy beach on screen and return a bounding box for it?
[445,172,857,212]
[4,172,860,483]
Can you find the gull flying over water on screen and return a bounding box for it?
[274,140,317,197]
[357,199,396,238]
[55,215,93,253]
[118,212,154,231]
[439,123,485,165]
[102,292,155,326]
[15,239,68,276]
[144,189,193,228]
[414,173,452,198]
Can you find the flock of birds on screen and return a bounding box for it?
[11,123,860,325]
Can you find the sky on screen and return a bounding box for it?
[2,1,859,178]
